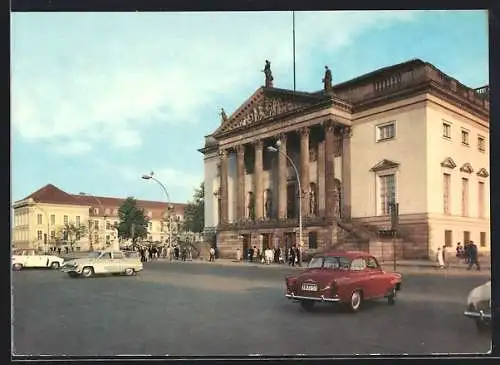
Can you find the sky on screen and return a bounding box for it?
[11,10,489,204]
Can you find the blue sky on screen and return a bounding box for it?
[11,10,489,204]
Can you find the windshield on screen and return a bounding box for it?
[307,256,351,269]
[308,257,324,268]
[87,252,101,258]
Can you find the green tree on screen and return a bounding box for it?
[183,182,204,233]
[57,223,88,249]
[115,197,149,246]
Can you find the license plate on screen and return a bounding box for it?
[301,283,318,292]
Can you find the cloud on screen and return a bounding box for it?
[11,11,421,154]
[53,141,93,155]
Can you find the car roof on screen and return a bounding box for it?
[319,250,372,259]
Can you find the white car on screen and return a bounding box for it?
[61,250,143,278]
[12,249,65,271]
[464,280,491,333]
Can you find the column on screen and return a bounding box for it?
[236,145,246,220]
[317,140,326,217]
[254,139,264,220]
[278,133,288,219]
[341,126,352,219]
[299,127,311,217]
[219,149,229,223]
[324,120,336,219]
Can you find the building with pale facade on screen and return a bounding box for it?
[199,59,490,260]
[12,184,187,252]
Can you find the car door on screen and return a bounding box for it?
[349,258,373,297]
[365,256,386,297]
[111,252,125,272]
[99,252,113,273]
[25,250,41,267]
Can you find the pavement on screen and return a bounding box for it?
[12,260,491,356]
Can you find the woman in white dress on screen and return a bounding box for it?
[436,247,445,269]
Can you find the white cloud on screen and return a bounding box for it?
[53,141,93,155]
[11,11,420,154]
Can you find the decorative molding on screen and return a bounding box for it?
[341,126,353,138]
[476,168,489,178]
[253,139,264,149]
[459,162,474,174]
[322,119,335,133]
[440,157,457,169]
[299,127,310,137]
[370,159,400,172]
[278,133,288,144]
[235,144,245,155]
[219,149,228,158]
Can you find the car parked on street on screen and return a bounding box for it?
[285,251,402,312]
[12,249,65,271]
[464,280,491,333]
[61,250,143,278]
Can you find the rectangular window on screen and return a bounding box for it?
[377,122,395,141]
[308,232,318,249]
[444,230,453,247]
[63,215,68,225]
[50,230,55,238]
[37,214,43,225]
[463,231,470,243]
[379,174,396,215]
[442,122,451,139]
[89,221,93,230]
[478,136,486,152]
[461,130,469,146]
[478,182,485,218]
[106,221,111,230]
[461,178,469,216]
[95,220,99,229]
[50,214,55,225]
[37,230,43,240]
[480,232,486,247]
[76,216,80,227]
[443,173,451,215]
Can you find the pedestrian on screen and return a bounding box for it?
[209,247,215,262]
[467,241,481,271]
[455,242,464,263]
[288,246,296,267]
[249,246,255,263]
[174,246,179,260]
[463,241,471,264]
[181,247,187,261]
[436,247,445,269]
[57,247,61,255]
[140,248,146,263]
[236,248,242,262]
[442,245,447,267]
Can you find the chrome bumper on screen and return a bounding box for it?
[464,310,492,321]
[285,293,341,303]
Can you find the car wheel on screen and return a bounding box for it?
[68,272,79,278]
[475,319,490,333]
[50,262,60,270]
[12,263,23,271]
[300,300,315,311]
[81,266,94,278]
[348,290,362,312]
[387,287,397,305]
[124,268,135,276]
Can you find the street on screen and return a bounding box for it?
[12,261,491,356]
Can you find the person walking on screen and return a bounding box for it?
[467,241,481,271]
[436,247,445,269]
[236,248,242,262]
[209,247,215,262]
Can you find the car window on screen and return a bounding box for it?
[339,257,351,269]
[323,256,339,269]
[113,252,124,259]
[366,257,380,269]
[101,252,112,259]
[350,258,366,271]
[308,257,323,268]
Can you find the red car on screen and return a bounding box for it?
[285,251,402,312]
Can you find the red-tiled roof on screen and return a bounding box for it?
[20,184,83,206]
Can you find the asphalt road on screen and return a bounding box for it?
[12,261,491,356]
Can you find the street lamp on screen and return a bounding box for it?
[79,192,108,251]
[267,140,303,265]
[142,172,174,249]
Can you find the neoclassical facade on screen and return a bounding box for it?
[200,59,490,260]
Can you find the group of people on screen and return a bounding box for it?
[137,245,192,263]
[436,241,481,270]
[235,245,302,266]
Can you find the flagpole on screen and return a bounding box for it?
[292,11,296,92]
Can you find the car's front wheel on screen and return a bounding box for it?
[50,262,60,270]
[300,300,315,311]
[81,266,94,278]
[12,263,23,271]
[348,290,363,312]
[124,268,135,276]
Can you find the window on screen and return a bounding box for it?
[444,230,453,247]
[308,232,318,249]
[478,136,486,152]
[379,174,396,215]
[63,215,68,225]
[480,232,486,247]
[95,220,99,229]
[50,214,55,225]
[106,221,111,230]
[442,122,451,139]
[461,178,469,216]
[365,257,380,269]
[112,252,123,259]
[463,231,470,243]
[76,216,80,227]
[350,258,366,271]
[93,208,99,215]
[76,232,80,241]
[37,230,43,240]
[101,252,112,259]
[377,122,395,141]
[443,173,451,215]
[89,221,94,229]
[37,214,43,225]
[50,230,55,239]
[478,182,485,219]
[461,130,469,146]
[105,208,111,216]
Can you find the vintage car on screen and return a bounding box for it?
[61,250,143,278]
[285,251,402,312]
[464,280,491,332]
[12,249,65,271]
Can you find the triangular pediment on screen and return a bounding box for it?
[476,168,489,178]
[460,163,474,174]
[440,157,457,169]
[213,87,324,136]
[370,159,400,172]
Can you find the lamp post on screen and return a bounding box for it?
[142,172,174,250]
[267,140,303,265]
[79,192,107,251]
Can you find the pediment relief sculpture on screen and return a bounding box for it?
[476,168,489,178]
[440,157,457,169]
[460,163,474,174]
[370,159,400,172]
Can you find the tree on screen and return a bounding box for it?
[183,182,204,233]
[115,197,149,246]
[57,223,88,249]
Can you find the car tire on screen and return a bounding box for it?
[124,268,135,276]
[348,289,362,312]
[81,266,94,278]
[387,287,397,305]
[50,262,60,270]
[12,263,23,271]
[300,300,315,311]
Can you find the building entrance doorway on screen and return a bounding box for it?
[242,234,251,260]
[262,233,273,250]
[284,232,296,260]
